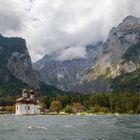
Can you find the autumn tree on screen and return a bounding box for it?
[50,101,62,114]
[72,102,84,113]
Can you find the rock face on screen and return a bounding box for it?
[74,16,140,93]
[33,42,103,91]
[0,34,40,88]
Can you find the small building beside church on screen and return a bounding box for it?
[15,89,40,115]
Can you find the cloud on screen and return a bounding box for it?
[1,0,140,62]
[55,46,87,61]
[0,0,25,34]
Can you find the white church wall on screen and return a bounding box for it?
[35,105,40,114]
[16,103,41,115]
[26,104,35,114]
[16,104,27,115]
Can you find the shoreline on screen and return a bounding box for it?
[0,112,139,116]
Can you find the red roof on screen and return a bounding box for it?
[16,97,37,104]
[16,97,26,103]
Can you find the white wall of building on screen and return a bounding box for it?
[35,105,40,114]
[27,104,35,114]
[15,104,40,115]
[16,104,27,115]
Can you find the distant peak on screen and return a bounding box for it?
[0,34,3,38]
[123,15,137,22]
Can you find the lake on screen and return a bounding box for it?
[0,115,140,140]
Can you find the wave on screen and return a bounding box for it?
[28,126,47,130]
[65,125,73,128]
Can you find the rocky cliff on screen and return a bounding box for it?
[73,16,140,93]
[0,34,40,88]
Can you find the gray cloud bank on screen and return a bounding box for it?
[1,0,140,62]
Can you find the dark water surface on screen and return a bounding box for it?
[0,115,140,140]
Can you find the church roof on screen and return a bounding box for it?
[16,97,37,104]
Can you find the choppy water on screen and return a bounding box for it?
[0,115,140,140]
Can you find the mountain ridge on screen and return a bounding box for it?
[33,42,103,91]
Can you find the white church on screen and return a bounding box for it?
[15,89,41,115]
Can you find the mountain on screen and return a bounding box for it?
[74,15,140,93]
[0,34,64,96]
[33,42,103,91]
[0,34,40,87]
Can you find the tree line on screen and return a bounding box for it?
[1,92,140,114]
[39,92,140,114]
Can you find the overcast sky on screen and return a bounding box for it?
[1,0,140,62]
